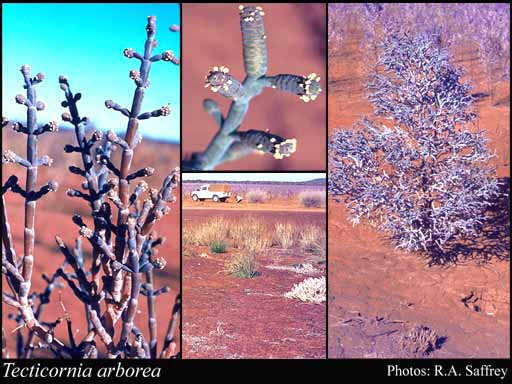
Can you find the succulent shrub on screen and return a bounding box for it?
[329,31,499,264]
[183,4,322,170]
[2,16,181,359]
[246,189,268,203]
[298,190,326,208]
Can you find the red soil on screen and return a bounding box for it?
[183,208,326,226]
[2,129,181,358]
[183,198,326,213]
[182,210,326,359]
[328,33,510,357]
[329,205,509,358]
[182,3,327,170]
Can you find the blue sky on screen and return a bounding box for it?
[182,173,326,182]
[2,3,180,142]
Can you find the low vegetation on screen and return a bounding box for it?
[246,190,269,203]
[183,217,229,246]
[184,217,323,254]
[298,190,326,208]
[284,276,326,304]
[209,240,227,254]
[299,225,326,257]
[230,216,271,251]
[183,217,326,280]
[399,325,442,357]
[225,252,259,279]
[274,223,295,249]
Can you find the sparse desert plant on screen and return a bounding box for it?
[240,230,272,254]
[329,30,499,264]
[185,216,272,252]
[182,225,198,247]
[229,216,271,251]
[299,225,326,257]
[274,223,295,249]
[266,263,318,275]
[182,4,322,170]
[2,16,180,359]
[284,276,326,304]
[183,217,229,247]
[195,217,229,246]
[226,252,258,279]
[246,189,268,203]
[399,325,442,357]
[209,240,227,254]
[298,190,326,208]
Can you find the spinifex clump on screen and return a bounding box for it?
[329,31,499,265]
[183,5,322,170]
[2,16,181,359]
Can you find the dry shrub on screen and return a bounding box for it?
[182,247,198,258]
[299,225,326,257]
[284,276,326,304]
[265,263,318,275]
[246,190,269,203]
[182,226,197,247]
[298,190,326,208]
[226,252,258,278]
[230,217,271,251]
[274,223,295,249]
[399,325,441,357]
[184,217,229,246]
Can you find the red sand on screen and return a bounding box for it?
[328,31,510,358]
[182,209,326,358]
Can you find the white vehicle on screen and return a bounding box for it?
[191,184,231,202]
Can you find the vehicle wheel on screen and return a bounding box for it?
[213,195,219,202]
[220,198,227,202]
[192,194,198,201]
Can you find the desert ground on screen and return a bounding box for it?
[2,128,181,357]
[328,17,510,357]
[181,3,326,170]
[182,185,326,358]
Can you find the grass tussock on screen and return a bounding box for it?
[183,217,228,247]
[225,252,258,278]
[299,225,326,257]
[209,240,227,254]
[298,190,326,208]
[184,218,325,275]
[274,223,295,249]
[230,216,271,252]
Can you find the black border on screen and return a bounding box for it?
[0,1,510,381]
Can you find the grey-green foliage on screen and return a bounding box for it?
[183,5,322,170]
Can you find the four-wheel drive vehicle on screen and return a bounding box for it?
[191,184,231,202]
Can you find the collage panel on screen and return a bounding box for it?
[328,3,510,359]
[2,3,181,358]
[181,173,326,358]
[181,3,327,171]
